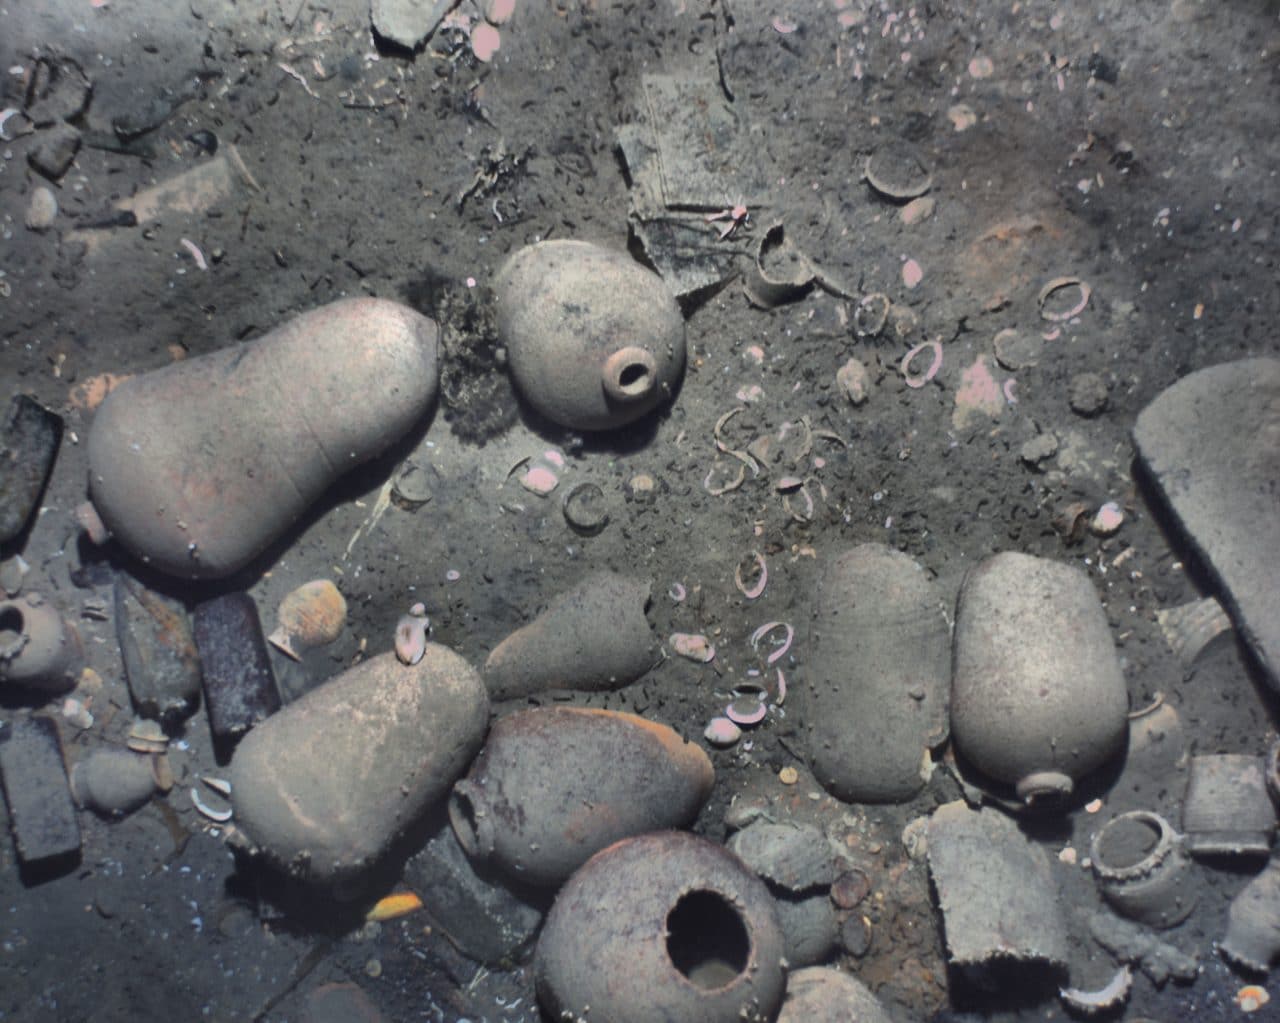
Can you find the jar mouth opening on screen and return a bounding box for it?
[1015,770,1073,805]
[1090,810,1177,880]
[665,888,751,991]
[0,604,28,659]
[603,346,658,402]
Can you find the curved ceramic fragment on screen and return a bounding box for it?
[483,571,657,699]
[1222,853,1280,973]
[1090,810,1196,929]
[267,579,346,661]
[1182,754,1276,857]
[926,800,1069,969]
[70,749,160,815]
[1133,358,1280,689]
[449,706,713,886]
[227,645,488,885]
[800,544,950,803]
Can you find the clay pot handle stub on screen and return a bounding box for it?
[449,778,497,860]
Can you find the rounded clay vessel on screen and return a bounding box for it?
[801,543,950,803]
[482,571,656,699]
[450,706,713,886]
[0,594,83,694]
[951,551,1129,805]
[86,298,439,579]
[495,240,686,431]
[535,831,786,1023]
[227,644,487,885]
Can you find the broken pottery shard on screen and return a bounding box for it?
[926,800,1068,968]
[0,716,80,866]
[617,69,769,298]
[801,544,950,803]
[1133,358,1280,690]
[191,592,279,741]
[370,0,451,49]
[727,821,838,894]
[1086,910,1199,987]
[403,814,545,966]
[483,572,657,700]
[114,575,202,723]
[1155,594,1234,667]
[1221,852,1280,973]
[0,395,63,545]
[772,893,839,968]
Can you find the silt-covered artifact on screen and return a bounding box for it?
[450,706,713,886]
[535,831,786,1023]
[227,645,488,885]
[926,800,1069,969]
[495,240,686,431]
[800,543,950,803]
[951,551,1128,804]
[482,571,657,700]
[83,298,439,579]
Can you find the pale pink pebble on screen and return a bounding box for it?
[542,449,566,468]
[486,0,517,24]
[1091,501,1125,536]
[704,717,742,747]
[745,345,765,364]
[902,258,924,289]
[670,632,716,663]
[900,196,936,225]
[968,55,994,79]
[445,569,461,582]
[520,465,558,495]
[952,354,1004,430]
[735,384,765,403]
[471,22,501,62]
[771,16,797,34]
[837,357,871,405]
[395,614,428,665]
[838,10,860,27]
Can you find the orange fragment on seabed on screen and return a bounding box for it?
[366,891,423,922]
[69,372,131,411]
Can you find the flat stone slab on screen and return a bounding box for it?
[1133,358,1280,690]
[0,716,81,867]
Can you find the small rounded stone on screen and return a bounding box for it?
[25,187,57,232]
[1069,372,1109,415]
